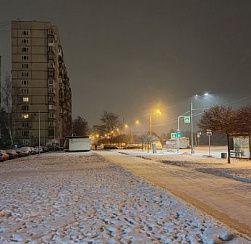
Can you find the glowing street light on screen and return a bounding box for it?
[135,120,140,125]
[190,92,211,154]
[149,109,162,135]
[156,109,162,115]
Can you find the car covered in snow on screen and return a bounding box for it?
[0,150,9,162]
[6,149,18,159]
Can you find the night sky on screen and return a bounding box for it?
[1,0,251,133]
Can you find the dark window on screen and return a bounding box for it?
[49,112,54,118]
[21,105,29,111]
[21,39,29,44]
[22,47,28,52]
[48,129,54,136]
[21,80,28,86]
[22,63,29,69]
[21,55,29,61]
[22,130,29,137]
[21,71,29,77]
[22,122,29,128]
[22,30,29,35]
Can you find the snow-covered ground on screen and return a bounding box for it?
[0,152,249,243]
[119,148,251,183]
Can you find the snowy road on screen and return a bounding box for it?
[0,152,249,243]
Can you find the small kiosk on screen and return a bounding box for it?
[64,136,91,152]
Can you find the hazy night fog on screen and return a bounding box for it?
[1,0,251,133]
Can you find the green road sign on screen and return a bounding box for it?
[184,116,191,124]
[171,132,181,139]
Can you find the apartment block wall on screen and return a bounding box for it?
[11,21,72,146]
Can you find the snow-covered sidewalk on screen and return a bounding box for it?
[98,150,251,241]
[0,152,249,243]
[119,149,251,183]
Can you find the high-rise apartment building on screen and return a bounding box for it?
[11,20,72,146]
[0,56,1,107]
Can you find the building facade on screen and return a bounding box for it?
[0,56,1,107]
[11,21,72,146]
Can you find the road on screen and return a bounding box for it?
[97,150,251,239]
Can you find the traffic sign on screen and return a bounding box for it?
[206,129,212,136]
[184,116,191,124]
[171,133,176,139]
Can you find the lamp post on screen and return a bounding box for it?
[149,109,161,136]
[190,101,194,154]
[148,109,162,153]
[38,111,41,155]
[190,93,210,154]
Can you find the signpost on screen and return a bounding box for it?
[183,116,191,124]
[206,129,212,157]
[176,115,190,153]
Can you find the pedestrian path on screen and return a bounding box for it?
[97,151,251,239]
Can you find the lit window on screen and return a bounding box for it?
[22,114,29,119]
[23,97,29,102]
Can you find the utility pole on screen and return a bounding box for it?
[38,111,41,155]
[149,114,152,136]
[177,116,181,153]
[190,101,194,154]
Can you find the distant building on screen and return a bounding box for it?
[11,20,72,146]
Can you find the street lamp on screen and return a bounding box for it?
[190,92,211,154]
[149,109,162,136]
[135,120,140,125]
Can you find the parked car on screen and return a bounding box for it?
[30,147,37,155]
[15,148,26,157]
[42,146,48,152]
[34,146,43,154]
[103,144,118,150]
[0,150,9,161]
[20,147,32,156]
[6,149,18,159]
[0,153,5,162]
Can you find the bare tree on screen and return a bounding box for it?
[198,105,248,163]
[1,75,13,145]
[235,106,251,133]
[198,106,236,134]
[2,75,12,112]
[72,116,89,136]
[94,111,121,136]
